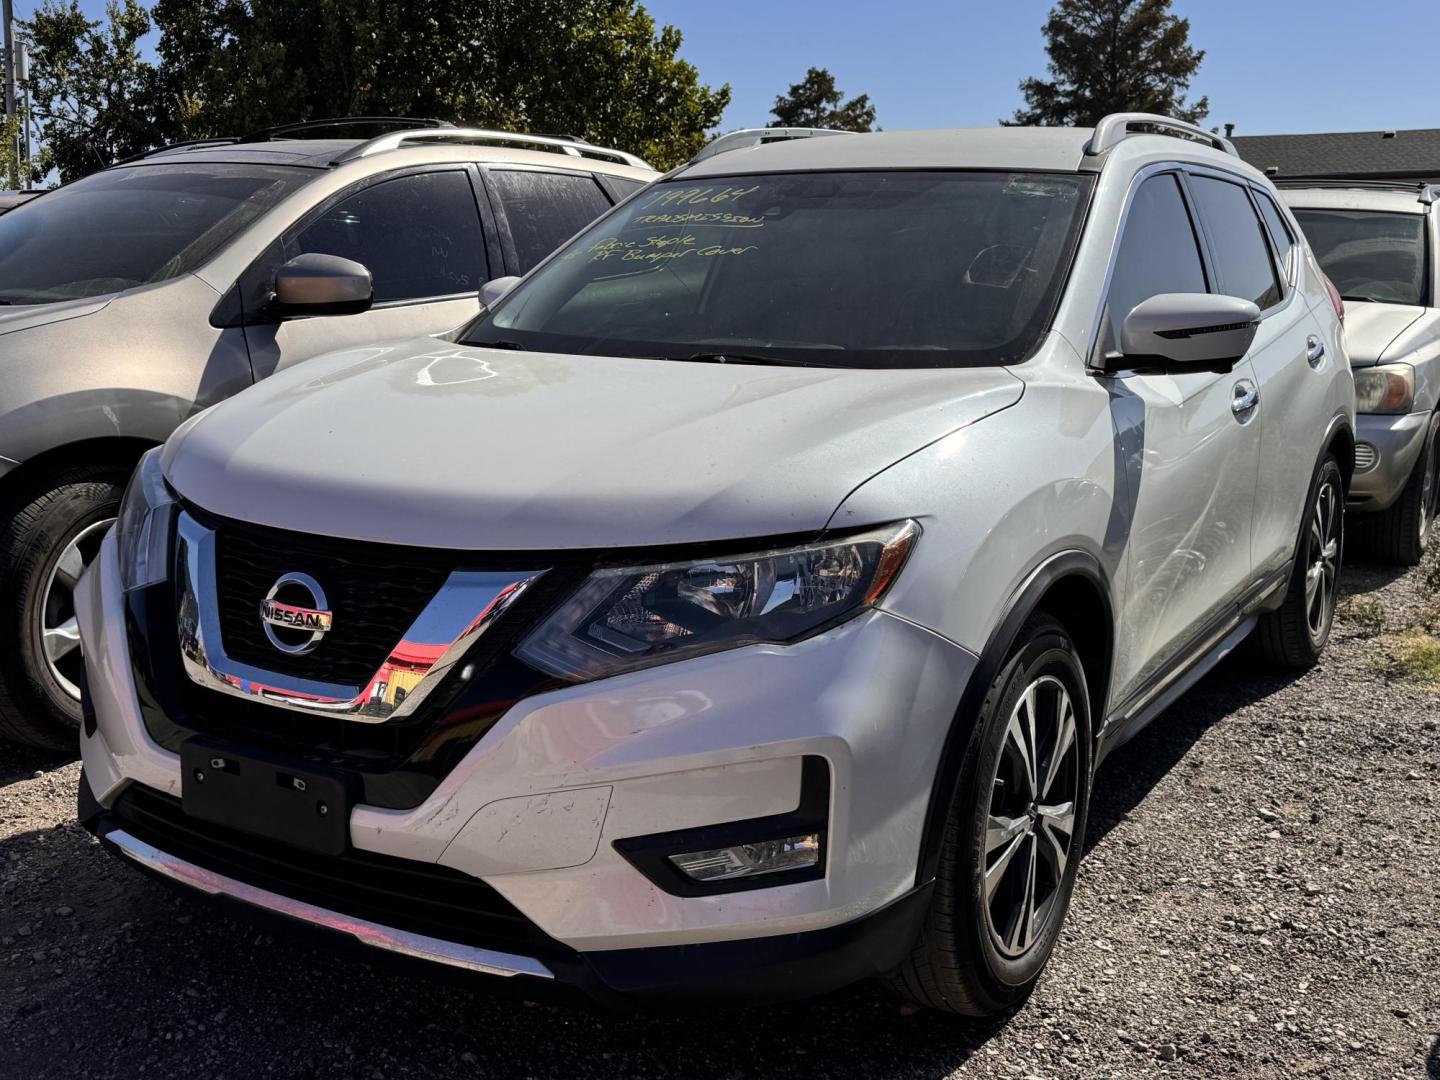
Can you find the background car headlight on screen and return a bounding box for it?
[1353,364,1415,414]
[515,520,920,682]
[115,448,177,593]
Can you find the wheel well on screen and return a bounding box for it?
[1328,425,1355,487]
[1032,574,1113,732]
[0,437,155,508]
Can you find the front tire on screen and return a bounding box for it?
[889,615,1092,1017]
[1353,410,1440,566]
[0,464,129,751]
[1251,454,1343,668]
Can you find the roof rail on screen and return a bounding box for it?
[1085,113,1237,157]
[116,137,241,165]
[1271,176,1439,204]
[688,127,852,165]
[333,128,651,170]
[236,116,454,144]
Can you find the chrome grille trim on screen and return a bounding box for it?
[176,512,544,723]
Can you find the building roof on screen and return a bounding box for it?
[1232,129,1440,181]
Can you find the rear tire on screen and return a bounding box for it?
[1252,454,1343,668]
[1352,410,1440,567]
[889,615,1092,1017]
[0,464,129,751]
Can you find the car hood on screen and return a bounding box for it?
[0,295,113,339]
[164,338,1024,550]
[1342,302,1426,365]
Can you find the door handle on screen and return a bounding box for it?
[1231,379,1259,419]
[1306,335,1326,366]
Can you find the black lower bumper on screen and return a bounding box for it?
[79,769,931,1012]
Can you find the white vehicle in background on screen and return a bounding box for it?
[1281,180,1440,563]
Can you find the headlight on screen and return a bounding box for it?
[1354,364,1415,414]
[115,448,177,592]
[515,520,920,682]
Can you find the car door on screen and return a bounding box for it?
[1102,170,1262,704]
[241,167,491,379]
[1242,183,1340,578]
[480,166,616,275]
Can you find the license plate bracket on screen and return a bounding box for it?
[180,738,355,857]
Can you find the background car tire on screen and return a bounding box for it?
[0,464,130,751]
[1251,454,1344,669]
[1351,410,1440,567]
[889,614,1092,1017]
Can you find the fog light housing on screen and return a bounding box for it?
[669,834,821,883]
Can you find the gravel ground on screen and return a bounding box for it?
[1,551,1437,1079]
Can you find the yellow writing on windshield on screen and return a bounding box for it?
[566,233,758,265]
[637,184,761,210]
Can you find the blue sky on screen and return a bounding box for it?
[52,0,1437,137]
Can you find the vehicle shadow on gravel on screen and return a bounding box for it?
[0,746,73,789]
[1084,651,1305,852]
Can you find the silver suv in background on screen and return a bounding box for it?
[1281,180,1440,563]
[77,116,1353,1016]
[0,117,654,750]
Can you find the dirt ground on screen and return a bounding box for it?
[1,551,1436,1079]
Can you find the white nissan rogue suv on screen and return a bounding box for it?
[75,116,1355,1017]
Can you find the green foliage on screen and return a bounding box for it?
[768,67,875,132]
[146,0,728,169]
[21,0,162,182]
[1337,595,1387,636]
[1007,0,1208,127]
[0,108,52,186]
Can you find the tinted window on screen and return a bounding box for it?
[1189,176,1281,309]
[1253,189,1295,278]
[1103,174,1208,353]
[467,171,1093,369]
[1291,208,1426,306]
[289,171,484,303]
[488,170,613,272]
[0,164,311,305]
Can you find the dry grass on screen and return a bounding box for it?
[1336,595,1387,635]
[1388,629,1440,686]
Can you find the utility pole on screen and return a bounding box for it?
[18,39,29,173]
[2,0,17,189]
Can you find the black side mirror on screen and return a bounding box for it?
[272,253,373,319]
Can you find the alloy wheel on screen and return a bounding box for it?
[1304,477,1340,642]
[984,675,1080,959]
[39,518,113,701]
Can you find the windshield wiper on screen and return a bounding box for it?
[470,339,527,350]
[1340,294,1381,304]
[678,352,827,368]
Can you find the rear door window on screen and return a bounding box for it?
[487,170,613,273]
[288,170,486,303]
[1253,189,1295,280]
[1189,175,1282,310]
[1102,173,1209,353]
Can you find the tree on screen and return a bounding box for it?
[21,0,162,182]
[147,0,730,169]
[1007,0,1207,127]
[769,67,875,132]
[0,108,52,187]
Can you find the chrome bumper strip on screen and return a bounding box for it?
[105,827,556,980]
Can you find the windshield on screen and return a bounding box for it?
[0,163,313,305]
[466,170,1093,368]
[1291,208,1428,306]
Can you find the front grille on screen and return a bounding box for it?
[1355,442,1378,472]
[112,783,569,960]
[206,510,452,687]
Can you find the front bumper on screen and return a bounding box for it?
[1348,411,1431,511]
[76,530,975,1005]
